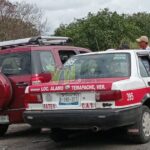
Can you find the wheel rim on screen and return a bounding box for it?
[142,111,150,137]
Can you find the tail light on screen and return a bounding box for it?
[24,93,42,108]
[31,74,52,85]
[31,76,43,85]
[96,90,122,101]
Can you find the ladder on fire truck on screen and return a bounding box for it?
[0,36,72,50]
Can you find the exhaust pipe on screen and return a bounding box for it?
[91,126,100,132]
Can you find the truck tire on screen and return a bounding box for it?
[128,105,150,143]
[0,73,12,110]
[0,124,9,136]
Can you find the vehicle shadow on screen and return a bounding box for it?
[0,124,50,140]
[0,126,144,150]
[51,129,139,150]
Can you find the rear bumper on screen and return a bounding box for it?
[24,105,141,130]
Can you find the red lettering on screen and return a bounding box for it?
[43,104,56,110]
[82,103,95,109]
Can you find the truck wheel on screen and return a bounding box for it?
[0,124,9,136]
[128,105,150,143]
[50,128,69,142]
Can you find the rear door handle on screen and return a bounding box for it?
[16,82,28,87]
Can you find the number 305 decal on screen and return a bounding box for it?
[127,92,134,101]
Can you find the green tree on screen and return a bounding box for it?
[55,9,148,51]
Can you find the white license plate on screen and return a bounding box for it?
[59,93,79,105]
[0,115,9,124]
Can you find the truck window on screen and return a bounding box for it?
[0,52,31,76]
[139,56,150,77]
[40,51,55,72]
[59,50,76,64]
[31,50,56,74]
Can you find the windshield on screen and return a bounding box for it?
[53,53,130,81]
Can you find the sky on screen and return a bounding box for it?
[9,0,150,35]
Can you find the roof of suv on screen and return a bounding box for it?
[0,45,90,54]
[0,36,90,54]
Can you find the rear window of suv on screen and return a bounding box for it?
[55,53,131,80]
[0,50,56,76]
[31,50,55,74]
[0,52,31,76]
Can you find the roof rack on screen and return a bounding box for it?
[0,36,72,50]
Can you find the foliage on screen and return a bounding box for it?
[0,0,47,41]
[55,9,150,51]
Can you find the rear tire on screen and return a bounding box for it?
[0,124,9,136]
[128,105,150,143]
[50,128,69,142]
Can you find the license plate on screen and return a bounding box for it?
[0,115,9,124]
[59,93,79,105]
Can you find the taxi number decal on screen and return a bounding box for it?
[127,92,134,101]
